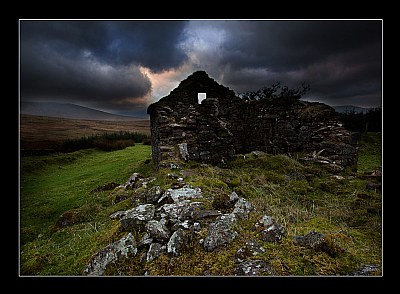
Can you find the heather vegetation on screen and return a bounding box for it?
[60,131,151,152]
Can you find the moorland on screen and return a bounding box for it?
[19,114,382,276]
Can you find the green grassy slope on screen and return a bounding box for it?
[19,133,382,276]
[19,144,153,275]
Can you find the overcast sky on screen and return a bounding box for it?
[19,19,382,116]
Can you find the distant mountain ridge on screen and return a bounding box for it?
[332,105,376,114]
[20,101,376,120]
[20,101,147,121]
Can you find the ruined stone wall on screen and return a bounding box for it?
[147,71,359,169]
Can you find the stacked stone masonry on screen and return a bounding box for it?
[147,71,359,168]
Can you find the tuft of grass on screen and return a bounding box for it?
[357,132,382,174]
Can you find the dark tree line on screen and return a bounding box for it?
[338,107,382,133]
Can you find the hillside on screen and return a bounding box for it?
[20,114,150,153]
[19,133,382,276]
[20,101,147,121]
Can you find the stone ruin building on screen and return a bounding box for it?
[147,71,359,170]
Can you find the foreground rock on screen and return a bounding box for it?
[83,175,275,276]
[83,233,137,276]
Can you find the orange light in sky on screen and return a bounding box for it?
[140,63,194,104]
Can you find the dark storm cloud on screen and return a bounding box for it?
[20,40,151,107]
[219,20,381,70]
[21,20,187,70]
[184,20,382,107]
[105,21,188,70]
[20,20,188,111]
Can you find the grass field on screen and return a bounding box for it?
[19,132,382,276]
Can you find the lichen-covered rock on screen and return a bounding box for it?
[159,200,203,224]
[260,223,286,242]
[203,213,238,251]
[83,233,137,276]
[348,264,381,276]
[147,243,166,262]
[255,215,286,242]
[234,260,277,276]
[164,186,202,203]
[123,172,144,189]
[191,209,222,220]
[167,228,191,256]
[292,230,325,249]
[255,215,274,228]
[109,210,127,220]
[145,219,171,242]
[292,230,349,257]
[232,197,254,219]
[235,239,266,262]
[120,204,155,231]
[138,232,153,248]
[178,143,189,161]
[229,191,240,203]
[140,185,165,204]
